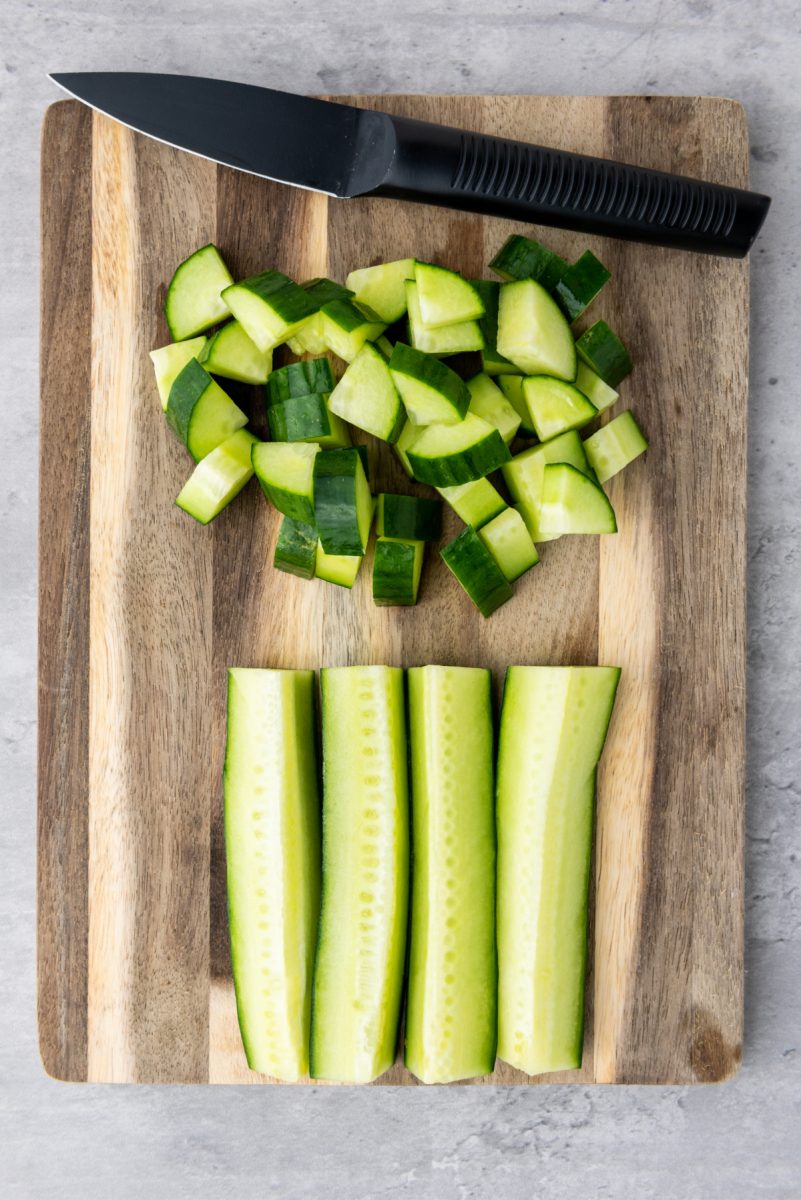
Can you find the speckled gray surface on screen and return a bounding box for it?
[2,1,800,1196]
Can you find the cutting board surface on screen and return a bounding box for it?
[38,95,748,1085]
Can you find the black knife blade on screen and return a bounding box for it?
[51,72,770,257]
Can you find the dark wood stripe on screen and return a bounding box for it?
[37,100,93,1081]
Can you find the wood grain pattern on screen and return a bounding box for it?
[38,100,93,1082]
[38,95,748,1084]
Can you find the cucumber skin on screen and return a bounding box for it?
[254,475,315,526]
[408,428,511,487]
[575,320,633,388]
[310,666,409,1082]
[490,235,569,290]
[302,277,354,309]
[267,358,335,404]
[389,343,471,424]
[372,538,423,606]
[405,666,497,1083]
[377,493,443,542]
[268,394,332,443]
[231,269,318,325]
[441,526,514,617]
[313,449,370,557]
[165,357,212,445]
[553,250,611,322]
[274,517,318,579]
[166,357,247,461]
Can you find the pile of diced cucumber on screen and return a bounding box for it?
[225,662,620,1083]
[151,235,648,615]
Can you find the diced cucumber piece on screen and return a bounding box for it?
[479,508,540,581]
[149,337,208,409]
[413,262,485,328]
[273,516,318,580]
[522,376,597,441]
[389,343,471,426]
[502,431,595,543]
[392,420,416,478]
[498,375,537,436]
[375,334,395,358]
[224,667,320,1079]
[407,413,510,487]
[267,358,335,404]
[201,320,273,385]
[303,277,355,307]
[311,666,409,1082]
[441,526,513,617]
[496,666,620,1075]
[584,411,648,483]
[552,250,610,322]
[287,279,354,355]
[437,478,507,528]
[223,270,319,353]
[328,343,405,443]
[472,280,516,375]
[372,537,425,606]
[345,258,416,323]
[406,281,484,356]
[490,235,569,291]
[575,362,619,414]
[166,357,248,462]
[467,373,522,445]
[491,374,534,436]
[540,462,617,534]
[164,244,234,341]
[575,320,632,388]
[497,279,577,380]
[321,298,387,362]
[314,542,364,588]
[313,447,373,556]
[376,493,442,542]
[252,441,319,524]
[176,429,258,524]
[405,666,496,1083]
[317,499,376,584]
[267,393,350,449]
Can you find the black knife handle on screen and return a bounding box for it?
[371,116,769,258]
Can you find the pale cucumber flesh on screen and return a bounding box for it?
[496,666,620,1076]
[224,668,320,1080]
[311,666,409,1082]
[405,667,497,1083]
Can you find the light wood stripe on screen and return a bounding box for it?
[87,115,214,1082]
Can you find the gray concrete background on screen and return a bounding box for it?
[2,1,799,1195]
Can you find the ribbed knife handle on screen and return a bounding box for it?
[373,116,769,258]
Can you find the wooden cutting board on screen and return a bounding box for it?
[38,94,748,1086]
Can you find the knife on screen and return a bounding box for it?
[51,72,769,258]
